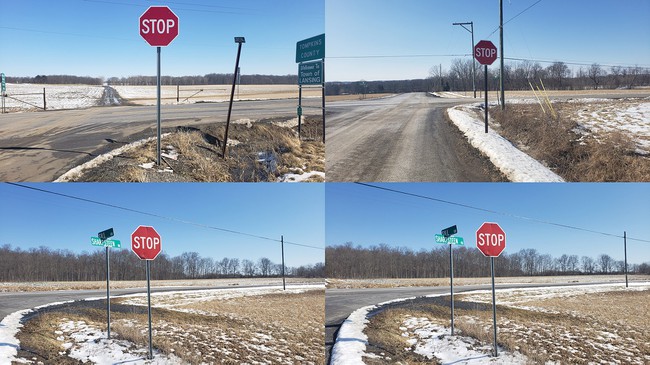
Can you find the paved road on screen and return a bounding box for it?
[0,99,299,181]
[0,283,285,321]
[325,280,619,363]
[325,93,495,182]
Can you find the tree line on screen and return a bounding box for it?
[0,244,324,282]
[326,59,650,96]
[326,243,650,279]
[5,73,298,86]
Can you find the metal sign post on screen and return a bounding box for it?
[1,73,5,114]
[94,227,116,340]
[490,257,498,357]
[105,244,111,339]
[156,46,161,166]
[484,64,488,133]
[624,231,628,288]
[438,226,463,336]
[222,37,246,159]
[146,259,153,359]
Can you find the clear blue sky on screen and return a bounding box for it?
[326,0,650,81]
[326,183,650,265]
[0,183,325,267]
[0,0,324,78]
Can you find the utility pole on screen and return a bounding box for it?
[452,21,476,98]
[222,37,246,158]
[499,0,505,109]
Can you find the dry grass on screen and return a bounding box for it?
[69,117,324,182]
[490,101,650,181]
[364,287,650,364]
[16,290,324,364]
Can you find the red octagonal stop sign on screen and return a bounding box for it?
[474,40,497,66]
[131,225,162,260]
[139,6,179,47]
[476,222,506,257]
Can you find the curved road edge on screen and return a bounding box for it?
[447,104,564,182]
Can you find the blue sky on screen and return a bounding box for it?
[326,0,650,81]
[326,183,650,265]
[0,183,325,267]
[0,0,324,78]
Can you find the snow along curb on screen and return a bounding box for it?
[54,133,172,182]
[447,104,564,182]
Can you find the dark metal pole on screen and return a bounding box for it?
[146,260,153,359]
[222,41,244,159]
[491,257,498,357]
[449,243,454,335]
[156,46,161,166]
[322,59,326,144]
[484,64,489,133]
[499,0,505,110]
[623,231,628,288]
[43,88,46,111]
[281,235,286,291]
[106,246,110,339]
[298,83,302,139]
[176,84,179,103]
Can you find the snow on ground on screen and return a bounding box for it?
[401,317,527,364]
[54,133,172,182]
[278,170,325,182]
[573,100,650,154]
[57,320,184,365]
[118,284,323,314]
[2,83,103,111]
[447,103,565,182]
[331,283,650,364]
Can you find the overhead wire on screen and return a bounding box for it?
[5,183,324,250]
[354,183,650,244]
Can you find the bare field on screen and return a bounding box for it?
[326,275,646,289]
[114,84,322,105]
[16,288,325,364]
[0,277,323,293]
[363,284,650,364]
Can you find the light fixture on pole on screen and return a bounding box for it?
[222,36,246,158]
[452,21,476,98]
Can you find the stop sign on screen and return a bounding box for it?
[131,225,162,260]
[474,40,497,65]
[139,6,179,47]
[476,222,506,257]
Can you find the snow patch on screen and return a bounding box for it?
[447,104,564,182]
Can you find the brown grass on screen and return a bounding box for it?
[490,102,650,181]
[16,290,324,364]
[364,288,650,364]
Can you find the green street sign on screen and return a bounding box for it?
[297,106,303,116]
[434,234,464,245]
[1,73,5,93]
[91,237,121,248]
[299,60,323,85]
[296,33,325,63]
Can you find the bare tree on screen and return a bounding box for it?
[581,256,595,274]
[588,63,603,90]
[598,254,614,274]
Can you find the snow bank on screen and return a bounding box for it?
[447,104,564,182]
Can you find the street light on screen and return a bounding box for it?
[222,36,246,158]
[452,21,476,98]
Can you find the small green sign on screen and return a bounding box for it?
[91,237,121,248]
[296,34,325,63]
[297,106,303,116]
[299,60,323,85]
[434,234,464,245]
[1,73,5,93]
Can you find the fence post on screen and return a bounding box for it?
[43,88,47,111]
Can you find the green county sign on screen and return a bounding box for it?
[296,34,325,63]
[299,61,323,85]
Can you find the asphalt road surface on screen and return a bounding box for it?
[325,281,617,363]
[0,99,300,181]
[325,93,494,182]
[0,283,288,321]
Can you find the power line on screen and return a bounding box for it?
[327,54,469,60]
[354,182,650,244]
[485,0,544,39]
[5,183,324,250]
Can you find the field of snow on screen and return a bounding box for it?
[113,84,320,105]
[2,83,104,111]
[331,282,650,364]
